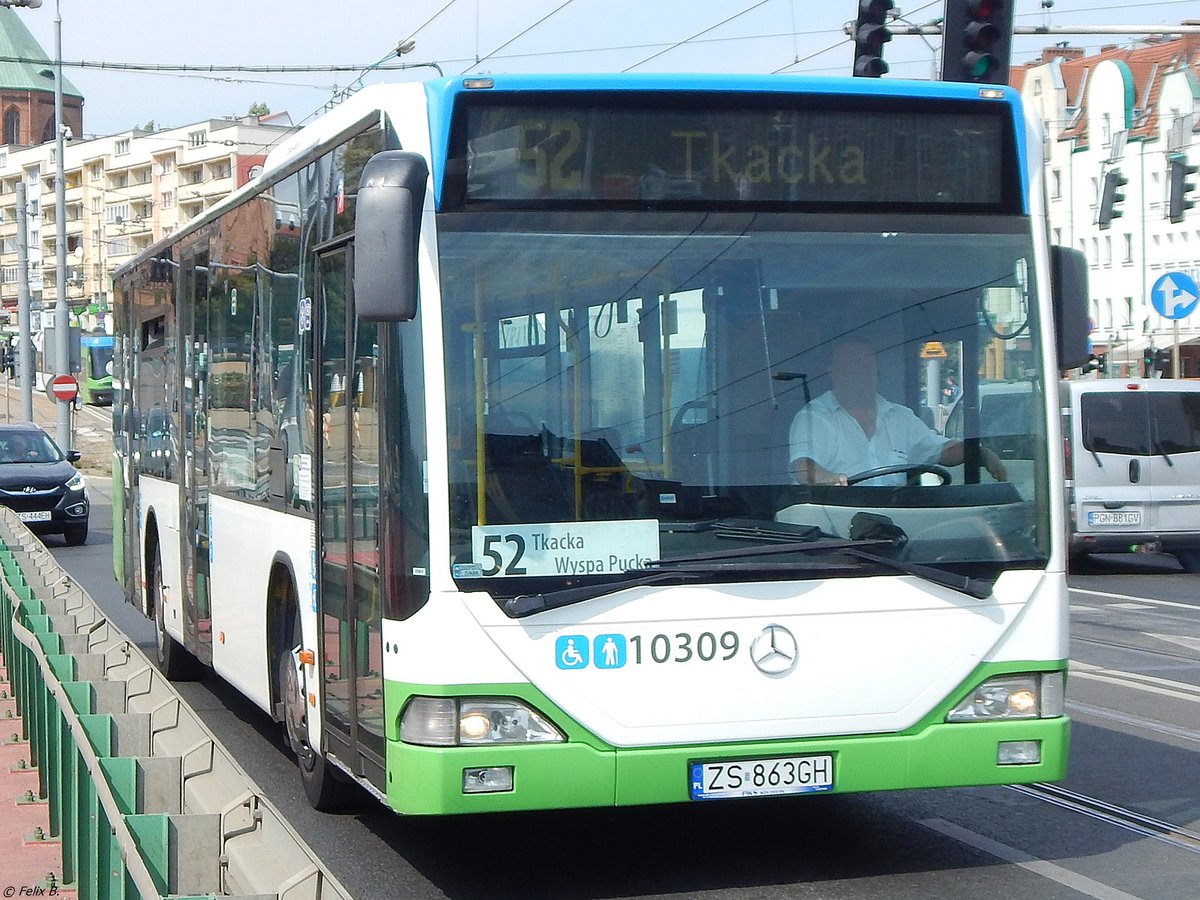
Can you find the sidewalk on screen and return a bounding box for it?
[0,651,74,896]
[0,382,94,895]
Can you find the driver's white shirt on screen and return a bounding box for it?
[788,391,949,485]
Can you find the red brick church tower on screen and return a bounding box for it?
[0,7,83,146]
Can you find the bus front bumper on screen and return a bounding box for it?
[384,716,1069,816]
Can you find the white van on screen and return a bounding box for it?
[1060,378,1200,571]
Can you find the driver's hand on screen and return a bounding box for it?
[984,449,1007,482]
[812,470,847,486]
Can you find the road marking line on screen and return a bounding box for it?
[1070,588,1199,612]
[1067,701,1200,745]
[1144,633,1200,654]
[919,818,1144,900]
[1070,664,1200,701]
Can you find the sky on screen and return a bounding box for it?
[12,0,1200,138]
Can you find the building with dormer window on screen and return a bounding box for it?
[1016,31,1200,377]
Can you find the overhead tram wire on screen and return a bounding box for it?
[622,0,774,72]
[772,34,850,75]
[463,0,579,73]
[398,0,462,51]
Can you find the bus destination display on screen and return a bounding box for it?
[459,99,1010,208]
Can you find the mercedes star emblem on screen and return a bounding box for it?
[750,624,798,676]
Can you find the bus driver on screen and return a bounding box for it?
[789,340,1007,487]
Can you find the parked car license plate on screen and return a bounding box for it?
[17,510,51,522]
[1088,510,1142,526]
[690,754,834,800]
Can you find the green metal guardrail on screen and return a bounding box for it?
[0,508,353,899]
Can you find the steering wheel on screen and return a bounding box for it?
[670,399,709,433]
[845,463,952,486]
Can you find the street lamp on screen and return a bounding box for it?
[1,0,70,448]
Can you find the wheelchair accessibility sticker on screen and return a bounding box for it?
[556,634,627,670]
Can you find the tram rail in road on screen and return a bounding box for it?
[1012,783,1200,856]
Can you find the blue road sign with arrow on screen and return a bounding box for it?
[1151,272,1200,320]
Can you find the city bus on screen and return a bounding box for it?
[79,331,114,405]
[111,74,1089,816]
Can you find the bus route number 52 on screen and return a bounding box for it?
[481,533,527,576]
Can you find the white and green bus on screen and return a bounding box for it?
[112,74,1089,815]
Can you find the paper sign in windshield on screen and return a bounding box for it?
[470,520,660,577]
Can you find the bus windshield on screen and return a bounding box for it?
[441,211,1048,594]
[87,342,114,381]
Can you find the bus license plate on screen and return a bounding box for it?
[1088,510,1142,526]
[17,510,51,523]
[690,755,834,800]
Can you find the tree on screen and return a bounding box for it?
[248,102,271,118]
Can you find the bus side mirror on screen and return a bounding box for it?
[1051,245,1090,371]
[354,151,429,322]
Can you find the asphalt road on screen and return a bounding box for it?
[42,488,1200,900]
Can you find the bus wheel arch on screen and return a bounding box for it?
[267,559,300,725]
[146,516,203,681]
[268,556,357,810]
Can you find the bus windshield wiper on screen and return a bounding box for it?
[502,570,705,618]
[647,536,893,566]
[501,535,992,618]
[650,530,993,600]
[500,555,865,618]
[838,548,994,600]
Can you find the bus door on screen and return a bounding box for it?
[180,256,213,663]
[315,239,386,789]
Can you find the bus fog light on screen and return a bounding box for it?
[458,700,564,745]
[997,740,1041,765]
[460,768,513,796]
[399,697,458,746]
[463,766,514,793]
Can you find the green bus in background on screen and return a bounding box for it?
[79,332,114,405]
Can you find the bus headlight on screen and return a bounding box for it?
[946,672,1065,722]
[400,696,565,746]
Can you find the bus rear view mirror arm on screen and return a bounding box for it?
[355,150,429,321]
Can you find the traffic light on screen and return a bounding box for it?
[1082,352,1106,374]
[1168,155,1196,224]
[1097,169,1127,229]
[852,0,893,78]
[1154,347,1172,373]
[940,0,1015,85]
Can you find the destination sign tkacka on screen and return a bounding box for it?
[453,94,1014,210]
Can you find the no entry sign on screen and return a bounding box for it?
[49,373,78,402]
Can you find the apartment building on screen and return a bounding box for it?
[0,114,294,333]
[1015,32,1200,376]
